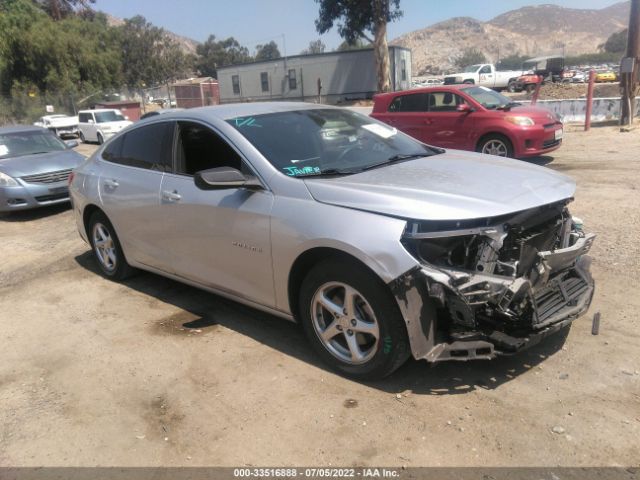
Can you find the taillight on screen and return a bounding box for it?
[68,171,75,186]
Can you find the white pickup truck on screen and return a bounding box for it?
[443,64,524,90]
[34,114,79,138]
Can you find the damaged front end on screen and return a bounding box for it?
[391,200,595,362]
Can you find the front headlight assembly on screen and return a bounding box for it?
[504,115,535,126]
[0,171,19,187]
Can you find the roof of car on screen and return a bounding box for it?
[143,102,340,121]
[0,125,47,134]
[78,108,122,113]
[375,84,472,98]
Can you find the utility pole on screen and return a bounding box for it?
[620,0,640,129]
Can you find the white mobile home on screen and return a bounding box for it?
[216,46,411,104]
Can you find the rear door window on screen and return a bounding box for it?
[102,122,174,172]
[388,93,429,112]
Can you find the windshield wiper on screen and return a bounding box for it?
[359,152,431,172]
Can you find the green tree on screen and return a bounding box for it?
[454,48,487,69]
[301,39,326,55]
[602,29,627,54]
[255,41,281,61]
[118,15,190,88]
[195,35,252,77]
[315,0,402,92]
[0,1,121,93]
[496,54,528,71]
[336,38,370,51]
[34,0,95,20]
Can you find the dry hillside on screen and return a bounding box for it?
[104,13,199,56]
[391,2,630,75]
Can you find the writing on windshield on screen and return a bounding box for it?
[227,109,435,178]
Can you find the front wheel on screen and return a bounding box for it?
[299,259,410,380]
[97,132,104,145]
[88,211,135,281]
[79,131,86,143]
[477,134,514,158]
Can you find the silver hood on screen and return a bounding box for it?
[0,150,85,178]
[303,150,576,221]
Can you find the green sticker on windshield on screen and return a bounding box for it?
[283,166,321,176]
[233,117,261,128]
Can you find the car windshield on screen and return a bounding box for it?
[463,64,482,73]
[94,111,125,123]
[227,109,440,178]
[0,130,67,159]
[461,86,514,109]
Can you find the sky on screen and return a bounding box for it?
[93,0,625,55]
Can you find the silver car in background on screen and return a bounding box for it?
[69,103,595,379]
[0,126,85,212]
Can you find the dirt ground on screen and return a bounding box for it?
[509,82,622,101]
[1,128,639,468]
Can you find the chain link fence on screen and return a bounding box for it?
[0,88,140,126]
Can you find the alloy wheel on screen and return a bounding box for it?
[92,222,117,272]
[482,139,509,157]
[310,282,380,365]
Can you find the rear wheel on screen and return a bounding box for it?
[463,79,474,85]
[88,211,135,281]
[299,259,410,380]
[477,134,514,158]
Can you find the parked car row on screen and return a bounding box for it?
[33,108,133,144]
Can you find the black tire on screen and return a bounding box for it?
[507,81,517,93]
[463,79,474,85]
[88,211,135,281]
[477,134,514,158]
[97,132,104,145]
[79,131,86,143]
[525,84,536,93]
[298,258,410,380]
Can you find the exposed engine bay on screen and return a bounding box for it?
[393,200,596,362]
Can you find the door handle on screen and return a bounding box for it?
[162,190,181,202]
[103,179,119,188]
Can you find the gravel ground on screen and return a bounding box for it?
[1,128,639,467]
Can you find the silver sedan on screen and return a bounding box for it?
[69,103,595,379]
[0,126,85,212]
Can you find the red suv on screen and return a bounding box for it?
[371,85,563,159]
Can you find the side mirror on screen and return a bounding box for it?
[88,119,94,124]
[65,140,79,149]
[457,103,474,113]
[124,116,129,120]
[194,166,262,190]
